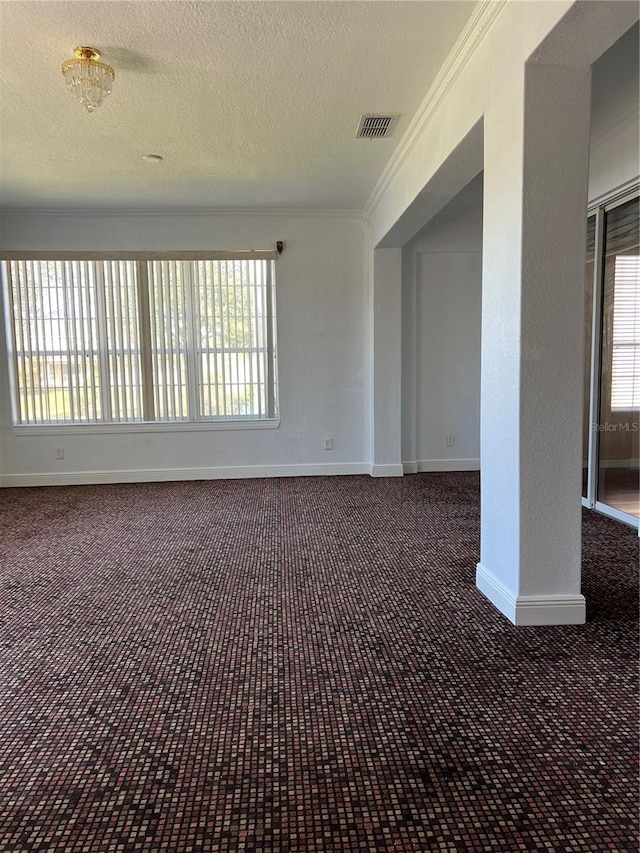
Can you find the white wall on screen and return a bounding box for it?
[399,18,638,476]
[0,212,369,484]
[368,1,570,248]
[401,174,482,472]
[1,6,637,490]
[589,22,640,202]
[370,248,403,476]
[368,1,638,248]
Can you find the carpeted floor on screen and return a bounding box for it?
[0,473,637,852]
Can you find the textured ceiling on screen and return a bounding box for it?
[0,0,475,211]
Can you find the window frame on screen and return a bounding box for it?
[583,185,639,528]
[1,250,280,432]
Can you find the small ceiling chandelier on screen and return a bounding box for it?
[61,47,115,113]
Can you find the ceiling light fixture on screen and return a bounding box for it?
[61,47,115,113]
[142,154,164,163]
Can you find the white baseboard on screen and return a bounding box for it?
[0,462,370,488]
[476,563,586,626]
[403,458,481,473]
[369,464,404,478]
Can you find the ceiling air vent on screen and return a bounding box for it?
[355,114,399,139]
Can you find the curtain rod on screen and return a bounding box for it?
[1,246,283,261]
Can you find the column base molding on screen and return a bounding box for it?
[476,563,586,626]
[369,464,404,478]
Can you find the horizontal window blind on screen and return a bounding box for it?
[611,254,640,411]
[3,256,278,426]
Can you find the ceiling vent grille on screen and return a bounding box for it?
[355,114,399,139]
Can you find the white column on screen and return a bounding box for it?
[476,61,592,625]
[401,245,418,473]
[370,247,403,477]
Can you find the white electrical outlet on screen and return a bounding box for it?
[323,437,333,450]
[54,447,64,460]
[445,434,455,447]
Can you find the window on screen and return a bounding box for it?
[610,253,640,412]
[583,191,639,523]
[3,255,278,425]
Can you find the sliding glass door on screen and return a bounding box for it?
[583,215,597,500]
[583,192,640,526]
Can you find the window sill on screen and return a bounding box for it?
[12,419,280,436]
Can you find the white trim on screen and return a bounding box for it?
[594,501,639,529]
[403,459,480,474]
[513,595,587,627]
[476,564,586,626]
[416,458,480,473]
[415,249,483,256]
[369,464,404,478]
[585,206,605,508]
[365,0,506,216]
[588,179,640,214]
[0,462,370,489]
[475,564,516,622]
[583,187,639,531]
[0,207,364,220]
[11,418,280,436]
[1,258,20,423]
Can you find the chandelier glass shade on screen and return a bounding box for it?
[61,47,115,112]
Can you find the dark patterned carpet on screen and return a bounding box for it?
[0,473,638,852]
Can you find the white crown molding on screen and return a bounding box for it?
[587,178,640,212]
[364,0,507,217]
[1,6,506,226]
[0,207,365,220]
